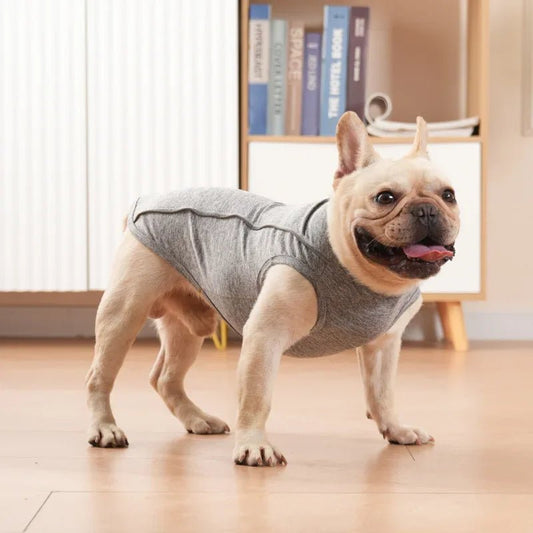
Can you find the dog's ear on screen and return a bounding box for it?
[334,111,380,189]
[405,116,429,159]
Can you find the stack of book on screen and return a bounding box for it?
[248,4,370,136]
[367,117,480,138]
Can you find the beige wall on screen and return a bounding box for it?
[466,0,533,315]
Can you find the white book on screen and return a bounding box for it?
[372,116,479,133]
[367,125,475,138]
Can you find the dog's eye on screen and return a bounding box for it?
[375,191,396,205]
[442,189,456,203]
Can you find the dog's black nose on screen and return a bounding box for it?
[411,203,437,226]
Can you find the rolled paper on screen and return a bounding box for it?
[364,92,393,123]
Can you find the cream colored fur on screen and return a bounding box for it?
[86,111,457,465]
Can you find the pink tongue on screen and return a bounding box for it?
[402,244,453,263]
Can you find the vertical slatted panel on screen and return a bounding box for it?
[87,0,239,290]
[0,0,87,290]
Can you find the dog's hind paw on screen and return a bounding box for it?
[88,422,129,448]
[185,414,230,435]
[382,424,434,445]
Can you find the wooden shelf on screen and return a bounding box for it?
[423,292,484,303]
[248,135,482,144]
[240,0,489,326]
[0,290,482,307]
[0,291,103,307]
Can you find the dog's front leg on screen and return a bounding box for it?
[233,265,317,466]
[358,295,433,445]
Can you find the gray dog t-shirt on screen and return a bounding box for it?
[128,187,420,357]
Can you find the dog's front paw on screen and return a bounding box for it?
[88,422,129,448]
[185,413,230,435]
[233,431,287,466]
[233,442,287,467]
[382,424,434,445]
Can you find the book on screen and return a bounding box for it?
[285,20,305,135]
[346,7,370,121]
[367,125,475,137]
[267,19,287,135]
[320,6,350,136]
[372,116,480,132]
[248,4,271,134]
[301,32,322,136]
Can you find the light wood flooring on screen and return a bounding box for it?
[1,338,532,532]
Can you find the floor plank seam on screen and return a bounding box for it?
[44,490,533,495]
[405,446,416,461]
[22,491,53,532]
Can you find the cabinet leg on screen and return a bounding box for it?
[211,320,228,350]
[436,301,469,351]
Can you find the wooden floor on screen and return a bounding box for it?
[1,338,532,533]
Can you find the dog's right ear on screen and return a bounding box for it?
[334,111,380,189]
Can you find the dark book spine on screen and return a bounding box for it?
[301,33,322,135]
[346,7,370,122]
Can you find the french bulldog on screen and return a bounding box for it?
[86,111,459,466]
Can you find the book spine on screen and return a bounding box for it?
[301,32,322,136]
[267,19,287,135]
[248,4,271,134]
[319,6,350,136]
[346,7,370,121]
[285,20,305,135]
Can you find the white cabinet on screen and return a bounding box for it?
[0,0,87,290]
[248,141,481,295]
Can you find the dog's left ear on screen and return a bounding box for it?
[405,116,429,159]
[334,111,380,189]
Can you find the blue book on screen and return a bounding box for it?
[319,6,350,136]
[301,32,322,136]
[267,19,287,135]
[248,4,271,134]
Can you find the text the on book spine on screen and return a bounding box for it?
[248,4,271,134]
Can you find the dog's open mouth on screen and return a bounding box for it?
[354,227,455,279]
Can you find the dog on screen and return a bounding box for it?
[86,111,459,466]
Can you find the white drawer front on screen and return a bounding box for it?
[249,142,481,295]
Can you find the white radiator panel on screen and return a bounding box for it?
[87,0,239,289]
[0,0,87,290]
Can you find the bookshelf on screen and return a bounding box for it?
[248,135,483,144]
[239,0,489,350]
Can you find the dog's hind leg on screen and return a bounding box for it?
[86,230,179,448]
[150,314,230,435]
